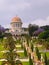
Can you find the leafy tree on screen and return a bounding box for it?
[40,25,49,31]
[28,24,39,36]
[4,33,12,37]
[0,25,5,38]
[38,30,49,49]
[38,30,49,39]
[47,38,49,42]
[33,28,44,36]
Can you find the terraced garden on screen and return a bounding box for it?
[0,36,49,65]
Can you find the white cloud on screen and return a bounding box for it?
[22,16,49,27]
[30,0,49,6]
[31,16,49,26]
[0,0,49,28]
[22,22,29,28]
[0,0,30,12]
[3,24,10,28]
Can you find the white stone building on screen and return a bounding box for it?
[10,16,28,35]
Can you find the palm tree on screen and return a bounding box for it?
[3,51,17,65]
[3,36,15,50]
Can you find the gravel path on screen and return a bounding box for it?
[0,58,29,62]
[0,50,24,53]
[16,45,21,47]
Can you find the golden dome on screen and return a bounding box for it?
[11,16,22,23]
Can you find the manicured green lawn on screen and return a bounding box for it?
[0,52,4,59]
[17,52,25,58]
[37,45,45,51]
[16,47,22,50]
[38,47,44,50]
[0,44,5,51]
[22,62,29,65]
[0,62,2,65]
[41,52,49,58]
[16,40,21,44]
[0,62,29,65]
[45,52,49,58]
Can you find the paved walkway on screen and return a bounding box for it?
[0,58,29,62]
[0,59,7,61]
[17,50,24,53]
[1,50,9,53]
[0,50,24,53]
[15,58,29,62]
[16,45,21,47]
[39,50,49,52]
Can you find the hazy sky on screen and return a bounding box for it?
[0,0,49,28]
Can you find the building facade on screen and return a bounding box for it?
[10,16,28,35]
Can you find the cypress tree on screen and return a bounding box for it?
[29,53,33,65]
[31,43,34,52]
[24,46,27,57]
[44,53,48,65]
[36,47,41,60]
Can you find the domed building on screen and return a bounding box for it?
[10,16,22,35]
[10,16,28,36]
